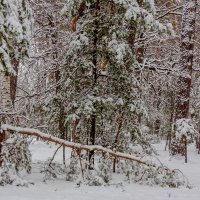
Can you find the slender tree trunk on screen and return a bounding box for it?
[113,116,123,172]
[136,33,145,65]
[0,114,6,166]
[89,0,100,168]
[10,58,19,108]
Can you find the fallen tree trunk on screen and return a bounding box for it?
[1,124,149,166]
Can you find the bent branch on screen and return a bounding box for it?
[1,124,148,166]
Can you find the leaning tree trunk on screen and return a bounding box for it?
[172,0,197,162]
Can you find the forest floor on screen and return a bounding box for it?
[1,140,200,200]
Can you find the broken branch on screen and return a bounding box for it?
[1,124,148,166]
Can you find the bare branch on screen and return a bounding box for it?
[156,5,183,20]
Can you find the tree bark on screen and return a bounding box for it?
[173,0,197,161]
[113,116,123,172]
[89,0,100,168]
[175,0,197,120]
[0,73,12,112]
[0,72,13,165]
[10,58,19,108]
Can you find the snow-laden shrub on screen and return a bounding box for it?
[175,119,196,142]
[117,159,186,188]
[41,160,65,181]
[0,170,33,187]
[41,151,80,182]
[98,155,112,183]
[66,151,80,182]
[66,151,113,186]
[36,148,187,188]
[171,119,197,156]
[0,135,32,186]
[0,170,14,186]
[83,164,106,186]
[1,135,31,174]
[86,173,104,186]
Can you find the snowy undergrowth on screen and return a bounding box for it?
[0,135,32,187]
[0,139,188,189]
[38,150,189,188]
[2,141,200,200]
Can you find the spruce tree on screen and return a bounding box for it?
[0,0,31,74]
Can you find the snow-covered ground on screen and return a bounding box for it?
[1,141,200,200]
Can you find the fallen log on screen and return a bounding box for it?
[1,124,149,166]
[0,124,189,188]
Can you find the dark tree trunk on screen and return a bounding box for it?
[113,116,123,172]
[88,0,100,168]
[10,58,19,108]
[0,117,6,166]
[175,0,197,120]
[173,0,197,160]
[136,33,145,65]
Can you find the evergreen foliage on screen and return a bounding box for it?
[0,0,197,189]
[0,0,31,74]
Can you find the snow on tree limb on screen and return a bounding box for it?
[1,124,149,166]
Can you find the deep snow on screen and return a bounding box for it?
[1,140,200,200]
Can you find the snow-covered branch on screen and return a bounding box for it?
[156,5,183,20]
[1,124,148,166]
